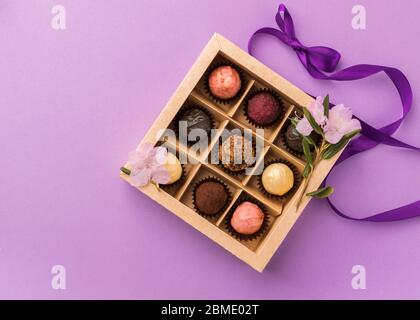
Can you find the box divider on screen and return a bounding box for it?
[200,119,229,163]
[227,79,255,117]
[267,143,306,169]
[268,104,295,143]
[242,186,283,216]
[242,145,270,186]
[175,163,202,200]
[216,189,244,226]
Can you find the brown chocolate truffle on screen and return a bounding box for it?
[194,181,228,215]
[219,134,255,172]
[247,92,281,126]
[230,201,264,235]
[208,66,241,100]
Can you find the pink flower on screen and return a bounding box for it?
[323,104,361,144]
[127,143,170,187]
[295,117,313,136]
[308,96,327,126]
[296,96,326,136]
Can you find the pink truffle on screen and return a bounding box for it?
[208,66,241,100]
[230,201,264,235]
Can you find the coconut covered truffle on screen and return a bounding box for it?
[208,66,241,100]
[230,201,264,235]
[219,134,255,172]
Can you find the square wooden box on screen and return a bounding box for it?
[120,33,344,272]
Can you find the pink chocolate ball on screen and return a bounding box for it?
[230,201,264,235]
[208,66,241,100]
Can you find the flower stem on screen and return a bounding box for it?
[295,140,327,210]
[120,167,131,175]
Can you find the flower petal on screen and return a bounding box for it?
[325,130,343,144]
[154,147,168,165]
[151,167,170,185]
[296,117,313,136]
[308,96,327,125]
[128,169,151,187]
[341,118,362,135]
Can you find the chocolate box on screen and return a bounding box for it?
[120,33,344,272]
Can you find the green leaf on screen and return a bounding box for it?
[303,108,323,135]
[120,167,131,175]
[302,163,313,178]
[343,129,361,140]
[323,95,330,117]
[302,135,316,146]
[322,138,349,159]
[290,117,299,127]
[306,186,334,198]
[302,138,313,164]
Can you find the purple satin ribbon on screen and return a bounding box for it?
[248,4,420,222]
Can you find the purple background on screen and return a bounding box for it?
[1,0,419,299]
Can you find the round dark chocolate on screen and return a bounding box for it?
[194,181,228,215]
[284,123,319,153]
[178,108,212,135]
[285,123,303,153]
[247,92,281,126]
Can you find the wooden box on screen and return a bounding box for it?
[120,33,343,272]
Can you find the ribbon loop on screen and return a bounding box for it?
[248,3,419,222]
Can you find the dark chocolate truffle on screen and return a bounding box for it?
[194,181,228,215]
[178,108,212,135]
[208,66,241,100]
[284,123,318,153]
[219,134,255,172]
[247,92,281,126]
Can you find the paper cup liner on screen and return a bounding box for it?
[216,133,256,177]
[173,104,215,146]
[203,61,246,105]
[192,176,232,220]
[279,118,321,159]
[224,195,270,242]
[160,163,187,192]
[257,158,302,202]
[243,88,285,128]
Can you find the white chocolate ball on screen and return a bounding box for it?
[163,153,182,184]
[262,163,294,196]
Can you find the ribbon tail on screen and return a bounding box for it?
[248,3,420,222]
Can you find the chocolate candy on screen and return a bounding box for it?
[247,92,281,126]
[219,134,254,172]
[230,201,264,235]
[178,108,212,135]
[261,163,294,196]
[162,153,183,185]
[208,66,241,100]
[194,181,228,215]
